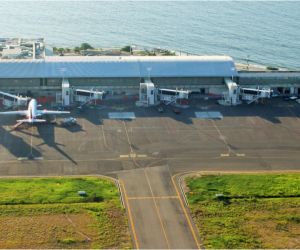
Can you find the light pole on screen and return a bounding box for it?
[130,44,136,55]
[59,67,67,82]
[247,55,250,70]
[231,67,235,81]
[147,67,152,82]
[58,67,67,105]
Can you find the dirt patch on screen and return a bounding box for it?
[245,208,300,249]
[0,213,98,249]
[248,220,300,248]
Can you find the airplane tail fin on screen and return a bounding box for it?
[17,119,47,123]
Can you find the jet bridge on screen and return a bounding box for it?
[59,78,104,106]
[219,78,272,106]
[137,81,190,106]
[158,88,190,105]
[240,87,272,104]
[74,88,104,105]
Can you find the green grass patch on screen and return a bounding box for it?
[58,238,77,244]
[0,177,119,205]
[187,174,300,203]
[186,174,300,249]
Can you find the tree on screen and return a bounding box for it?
[56,48,64,56]
[80,43,93,50]
[74,47,80,53]
[267,66,279,71]
[161,50,176,56]
[121,45,131,53]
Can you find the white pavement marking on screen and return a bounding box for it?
[220,153,230,157]
[211,120,232,154]
[119,154,148,158]
[18,157,29,161]
[108,112,136,119]
[34,157,43,160]
[18,157,44,161]
[137,154,147,158]
[101,125,108,148]
[123,121,133,153]
[120,155,129,158]
[195,111,223,119]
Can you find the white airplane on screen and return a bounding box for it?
[0,98,70,124]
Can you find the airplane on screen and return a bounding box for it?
[0,98,70,124]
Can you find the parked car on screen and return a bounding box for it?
[157,106,164,113]
[283,96,298,101]
[173,108,181,114]
[61,117,77,127]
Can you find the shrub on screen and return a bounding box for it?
[161,50,176,56]
[80,43,93,50]
[74,47,80,53]
[121,45,131,52]
[267,66,279,71]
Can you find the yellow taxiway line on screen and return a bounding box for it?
[119,180,140,249]
[143,168,171,249]
[171,173,201,249]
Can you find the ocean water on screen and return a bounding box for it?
[0,1,300,69]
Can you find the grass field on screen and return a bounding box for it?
[185,174,300,249]
[0,177,119,205]
[0,177,132,249]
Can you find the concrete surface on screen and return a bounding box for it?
[118,166,200,249]
[0,97,300,249]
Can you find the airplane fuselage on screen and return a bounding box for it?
[27,99,39,121]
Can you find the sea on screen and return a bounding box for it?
[0,1,300,69]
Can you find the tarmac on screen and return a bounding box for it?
[0,97,300,249]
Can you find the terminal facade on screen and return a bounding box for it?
[0,56,299,105]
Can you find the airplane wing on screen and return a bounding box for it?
[17,119,46,123]
[0,110,27,115]
[0,91,19,99]
[40,110,70,115]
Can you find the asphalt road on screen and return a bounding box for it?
[0,98,300,248]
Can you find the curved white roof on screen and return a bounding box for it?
[0,56,237,78]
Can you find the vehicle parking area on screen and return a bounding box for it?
[0,98,300,176]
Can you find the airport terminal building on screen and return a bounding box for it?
[0,55,299,99]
